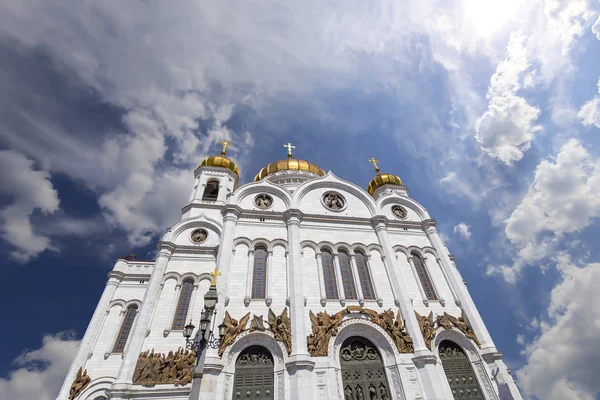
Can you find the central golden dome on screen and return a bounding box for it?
[254,159,325,181]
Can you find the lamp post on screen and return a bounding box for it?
[183,269,225,400]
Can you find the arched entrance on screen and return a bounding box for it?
[340,336,391,400]
[439,340,484,400]
[232,345,274,400]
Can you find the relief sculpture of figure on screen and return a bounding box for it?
[307,310,345,356]
[132,347,195,386]
[415,311,436,350]
[218,311,250,357]
[250,314,266,332]
[69,367,91,400]
[436,311,481,348]
[268,308,292,355]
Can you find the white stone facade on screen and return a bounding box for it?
[58,160,523,400]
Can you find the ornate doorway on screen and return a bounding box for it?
[232,345,274,400]
[439,340,484,400]
[340,336,391,400]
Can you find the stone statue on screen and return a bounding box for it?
[268,308,292,355]
[132,347,196,386]
[415,311,436,350]
[250,314,266,332]
[69,367,91,400]
[218,311,250,357]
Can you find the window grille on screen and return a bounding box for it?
[412,252,438,300]
[321,250,339,299]
[338,251,357,299]
[172,279,194,330]
[355,251,375,300]
[112,304,138,353]
[252,247,268,299]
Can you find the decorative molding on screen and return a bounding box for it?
[389,366,407,400]
[223,374,232,400]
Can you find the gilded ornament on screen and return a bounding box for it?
[132,348,195,386]
[268,308,292,355]
[250,314,266,332]
[209,267,221,286]
[69,367,91,400]
[415,311,436,350]
[307,310,345,356]
[435,312,480,348]
[370,309,414,353]
[218,311,250,357]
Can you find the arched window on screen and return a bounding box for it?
[439,340,484,400]
[338,250,357,299]
[340,337,391,400]
[171,279,194,330]
[233,346,274,399]
[252,246,268,299]
[412,252,438,300]
[355,251,375,300]
[321,249,339,299]
[202,179,220,201]
[112,304,138,353]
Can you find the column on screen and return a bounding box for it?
[423,219,496,351]
[244,249,255,306]
[371,216,447,400]
[407,255,429,305]
[435,256,458,306]
[197,206,241,399]
[113,248,173,389]
[283,209,315,400]
[186,283,200,326]
[333,253,346,305]
[349,254,364,305]
[164,283,181,335]
[366,255,383,306]
[56,273,120,400]
[266,250,273,306]
[315,252,327,306]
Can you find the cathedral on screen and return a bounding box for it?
[58,141,523,400]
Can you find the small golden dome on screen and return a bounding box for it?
[254,159,326,181]
[200,155,240,175]
[367,173,403,195]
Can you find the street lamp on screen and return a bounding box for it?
[184,268,224,400]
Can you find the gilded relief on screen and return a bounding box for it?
[415,311,436,350]
[268,308,292,355]
[219,311,250,357]
[132,348,195,386]
[435,312,480,347]
[69,367,91,400]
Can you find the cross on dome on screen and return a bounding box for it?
[368,157,381,174]
[218,140,232,156]
[283,142,296,159]
[209,267,221,286]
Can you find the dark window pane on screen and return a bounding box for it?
[321,250,339,299]
[172,279,194,330]
[113,305,138,353]
[338,251,357,299]
[412,253,438,300]
[252,247,267,299]
[355,252,375,300]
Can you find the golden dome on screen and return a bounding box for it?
[367,173,403,195]
[200,155,240,175]
[254,159,326,181]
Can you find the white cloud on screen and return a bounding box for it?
[517,257,600,400]
[0,332,80,400]
[0,150,59,261]
[516,334,525,346]
[578,78,600,128]
[475,32,542,164]
[489,139,600,281]
[453,222,472,240]
[593,15,600,40]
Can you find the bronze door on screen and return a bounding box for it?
[232,346,274,400]
[340,337,391,400]
[439,340,484,400]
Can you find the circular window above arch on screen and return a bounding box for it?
[190,228,208,244]
[391,205,408,219]
[254,193,274,209]
[322,191,347,212]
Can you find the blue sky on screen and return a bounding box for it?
[1,1,600,399]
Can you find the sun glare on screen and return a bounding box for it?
[464,0,522,37]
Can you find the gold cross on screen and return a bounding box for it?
[209,267,221,286]
[283,142,296,159]
[218,140,232,156]
[368,157,381,173]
